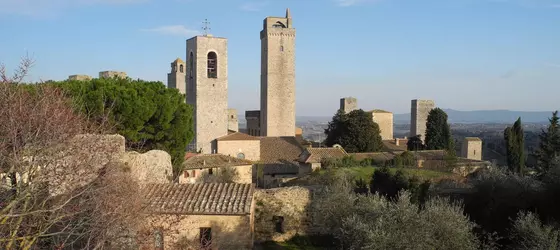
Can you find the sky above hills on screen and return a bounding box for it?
[1,0,559,116]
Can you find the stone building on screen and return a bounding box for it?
[167,58,186,96]
[246,110,261,136]
[298,147,348,172]
[461,137,483,161]
[228,108,239,132]
[260,9,296,137]
[410,99,435,141]
[340,97,357,114]
[178,154,254,184]
[257,137,305,188]
[186,35,229,154]
[68,74,92,81]
[99,71,127,79]
[140,183,255,250]
[216,132,261,161]
[370,109,394,140]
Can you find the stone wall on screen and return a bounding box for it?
[139,214,253,250]
[99,71,127,79]
[246,110,261,136]
[228,108,239,132]
[68,74,92,81]
[217,139,260,161]
[120,150,173,184]
[410,99,435,141]
[179,164,253,184]
[461,138,483,161]
[372,111,394,140]
[340,97,357,114]
[254,186,324,242]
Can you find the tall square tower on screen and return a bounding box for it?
[167,58,186,96]
[186,35,228,154]
[410,99,435,141]
[260,8,296,137]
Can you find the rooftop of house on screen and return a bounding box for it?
[217,132,259,141]
[382,140,408,151]
[464,137,482,142]
[144,183,254,215]
[182,154,253,170]
[259,136,305,174]
[301,147,348,163]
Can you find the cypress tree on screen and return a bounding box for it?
[504,118,525,174]
[424,108,453,151]
[535,111,560,173]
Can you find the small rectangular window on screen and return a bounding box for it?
[273,216,284,233]
[208,168,213,175]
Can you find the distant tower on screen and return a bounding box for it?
[462,137,482,161]
[167,58,186,96]
[410,99,435,141]
[227,108,239,132]
[186,33,228,154]
[371,109,394,140]
[340,97,357,114]
[260,8,296,137]
[245,110,261,136]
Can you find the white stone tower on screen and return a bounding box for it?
[167,58,186,96]
[462,137,482,161]
[260,8,296,137]
[410,99,435,142]
[186,35,228,154]
[340,97,357,114]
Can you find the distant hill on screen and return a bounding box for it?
[394,109,554,124]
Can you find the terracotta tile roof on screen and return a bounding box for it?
[259,137,304,174]
[301,147,348,163]
[382,140,408,151]
[183,154,253,170]
[144,183,254,215]
[216,132,259,141]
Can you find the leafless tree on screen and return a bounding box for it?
[0,56,145,249]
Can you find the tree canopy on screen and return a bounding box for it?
[535,111,560,174]
[51,77,194,176]
[424,108,453,151]
[504,117,525,174]
[324,109,383,153]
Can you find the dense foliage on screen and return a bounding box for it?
[324,109,383,153]
[52,77,194,176]
[535,111,560,174]
[425,108,454,151]
[407,135,425,151]
[504,118,526,174]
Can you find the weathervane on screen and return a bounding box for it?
[202,19,211,36]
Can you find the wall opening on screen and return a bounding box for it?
[179,64,184,73]
[207,52,217,78]
[273,216,285,233]
[199,227,212,249]
[189,52,194,79]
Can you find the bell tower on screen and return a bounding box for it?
[260,8,296,137]
[167,58,186,96]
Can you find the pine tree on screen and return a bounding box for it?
[535,111,560,173]
[504,118,525,174]
[424,108,453,151]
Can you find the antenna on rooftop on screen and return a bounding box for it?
[202,19,211,36]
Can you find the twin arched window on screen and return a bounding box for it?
[207,52,217,78]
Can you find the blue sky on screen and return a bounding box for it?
[1,0,559,116]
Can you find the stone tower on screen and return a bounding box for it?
[227,108,239,132]
[260,8,296,137]
[186,35,228,154]
[410,99,435,141]
[340,97,357,114]
[462,137,482,161]
[167,58,186,95]
[371,110,394,140]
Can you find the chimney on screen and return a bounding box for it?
[395,138,399,146]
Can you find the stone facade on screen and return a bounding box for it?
[167,58,186,96]
[179,164,253,184]
[228,108,239,132]
[217,138,261,161]
[68,74,92,81]
[461,137,483,161]
[410,99,435,141]
[186,35,229,154]
[340,97,357,114]
[246,110,261,136]
[99,71,127,79]
[260,9,296,137]
[120,150,173,184]
[371,110,394,140]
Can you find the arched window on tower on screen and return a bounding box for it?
[189,52,194,79]
[207,52,217,78]
[179,64,184,73]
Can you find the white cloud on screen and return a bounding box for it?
[140,25,200,37]
[0,0,147,17]
[239,1,268,11]
[334,0,381,7]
